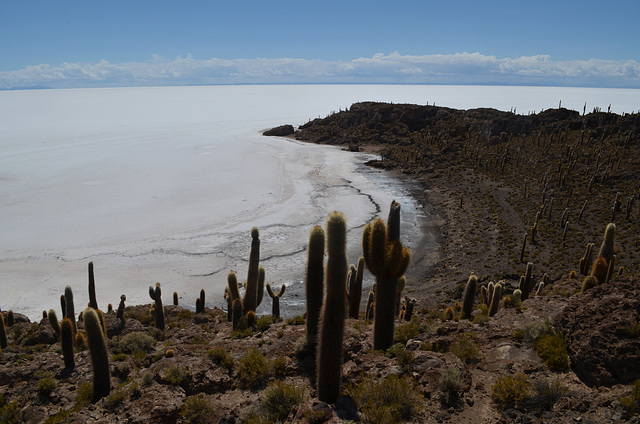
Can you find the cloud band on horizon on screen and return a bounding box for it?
[1,52,639,89]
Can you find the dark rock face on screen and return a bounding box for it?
[556,277,640,387]
[263,124,294,136]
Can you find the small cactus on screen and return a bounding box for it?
[88,261,98,310]
[348,257,365,319]
[48,309,61,337]
[461,274,477,320]
[173,292,179,306]
[83,308,111,402]
[227,271,242,314]
[305,225,325,349]
[488,283,503,317]
[404,298,416,321]
[521,262,533,301]
[231,299,242,330]
[598,223,616,263]
[196,289,206,313]
[64,286,76,334]
[317,212,348,403]
[6,311,14,327]
[582,275,598,292]
[365,291,375,320]
[266,283,286,319]
[116,295,126,322]
[148,283,165,331]
[0,313,7,349]
[61,318,75,369]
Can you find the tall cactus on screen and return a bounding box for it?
[48,309,61,337]
[305,225,325,349]
[362,201,411,351]
[598,223,616,263]
[83,308,110,402]
[64,286,76,334]
[148,283,165,331]
[266,283,286,319]
[61,317,75,369]
[521,262,533,301]
[88,261,98,310]
[488,283,503,317]
[317,212,348,403]
[461,274,477,320]
[243,227,261,314]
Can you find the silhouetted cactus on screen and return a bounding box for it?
[0,313,6,349]
[61,317,75,370]
[60,295,66,320]
[48,309,61,337]
[6,311,14,327]
[116,295,126,322]
[196,289,205,313]
[173,292,179,306]
[362,201,411,351]
[88,261,98,310]
[257,266,265,309]
[462,274,477,320]
[83,308,110,402]
[488,283,503,317]
[365,291,375,320]
[317,212,347,403]
[243,227,261,314]
[521,262,533,301]
[305,225,325,349]
[266,283,286,319]
[404,297,416,321]
[148,283,165,331]
[347,257,364,319]
[64,286,76,333]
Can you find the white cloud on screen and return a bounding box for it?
[1,53,638,89]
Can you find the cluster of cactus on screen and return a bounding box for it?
[362,201,411,351]
[583,223,617,291]
[148,283,165,330]
[579,243,595,275]
[196,289,205,314]
[398,296,416,321]
[316,212,348,403]
[519,262,534,301]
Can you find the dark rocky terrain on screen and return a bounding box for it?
[0,101,639,423]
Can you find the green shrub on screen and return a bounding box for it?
[75,381,93,407]
[114,332,155,354]
[350,375,422,424]
[208,347,235,371]
[513,320,553,344]
[178,309,195,320]
[286,316,305,326]
[438,368,464,406]
[620,379,640,415]
[180,393,216,424]
[626,321,640,338]
[491,374,530,408]
[385,344,415,373]
[532,378,568,410]
[237,348,269,388]
[255,315,274,332]
[262,380,305,422]
[534,333,569,372]
[0,394,19,424]
[449,333,483,365]
[37,376,56,398]
[163,365,187,386]
[270,356,287,378]
[394,318,425,345]
[103,389,126,410]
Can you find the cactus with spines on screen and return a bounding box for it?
[512,289,522,302]
[362,201,411,351]
[598,223,616,263]
[88,261,98,310]
[488,283,503,317]
[148,283,165,331]
[224,288,232,322]
[116,295,126,322]
[48,309,61,337]
[305,225,325,349]
[173,292,179,306]
[346,264,356,309]
[257,266,265,309]
[83,308,111,402]
[243,227,261,314]
[461,274,477,320]
[317,212,348,403]
[196,289,206,313]
[227,271,241,310]
[404,297,416,321]
[521,262,533,301]
[0,313,7,349]
[535,283,545,296]
[394,276,406,317]
[365,291,375,320]
[348,257,365,319]
[520,233,528,263]
[231,299,242,330]
[64,286,76,333]
[266,283,286,319]
[61,317,75,369]
[582,275,598,292]
[591,257,609,285]
[606,255,615,283]
[247,310,256,328]
[486,282,495,307]
[579,243,595,275]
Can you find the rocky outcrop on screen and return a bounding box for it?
[263,124,294,136]
[556,276,640,387]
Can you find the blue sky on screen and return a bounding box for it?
[1,0,639,88]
